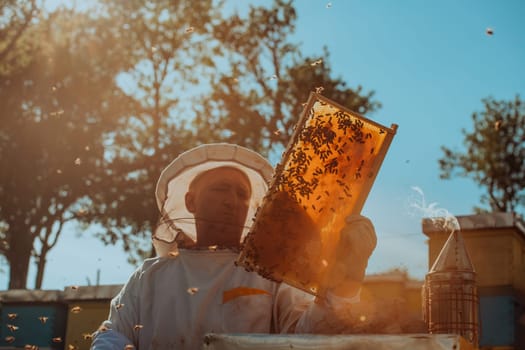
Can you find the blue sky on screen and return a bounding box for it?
[1,0,524,290]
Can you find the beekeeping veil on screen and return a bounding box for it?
[153,143,273,255]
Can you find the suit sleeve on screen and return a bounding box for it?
[90,267,142,349]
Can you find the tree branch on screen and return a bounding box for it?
[0,0,37,63]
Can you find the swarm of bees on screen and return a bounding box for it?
[238,94,395,296]
[1,310,105,349]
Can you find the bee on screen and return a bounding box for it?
[7,313,17,320]
[52,337,63,343]
[71,306,82,314]
[49,109,64,117]
[133,324,143,331]
[38,316,49,324]
[187,287,199,295]
[5,336,15,343]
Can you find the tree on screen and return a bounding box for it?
[0,7,133,289]
[0,0,38,75]
[85,0,222,264]
[194,0,381,157]
[1,0,384,288]
[88,0,382,263]
[439,95,525,214]
[0,0,39,282]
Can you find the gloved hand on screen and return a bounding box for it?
[325,214,377,298]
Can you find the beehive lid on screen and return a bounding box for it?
[62,284,123,301]
[0,289,62,303]
[202,333,475,350]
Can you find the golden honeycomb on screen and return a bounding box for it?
[238,93,397,297]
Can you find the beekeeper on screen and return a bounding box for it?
[91,143,377,350]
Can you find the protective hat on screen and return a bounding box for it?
[153,143,273,251]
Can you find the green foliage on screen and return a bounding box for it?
[194,0,380,157]
[0,0,38,75]
[85,0,221,266]
[439,96,525,214]
[0,7,133,288]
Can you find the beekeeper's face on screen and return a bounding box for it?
[185,166,251,248]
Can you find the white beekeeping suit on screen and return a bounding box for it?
[91,143,375,350]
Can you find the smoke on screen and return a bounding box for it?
[408,186,460,233]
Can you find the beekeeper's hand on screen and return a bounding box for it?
[325,214,377,299]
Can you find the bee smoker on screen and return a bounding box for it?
[422,229,480,348]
